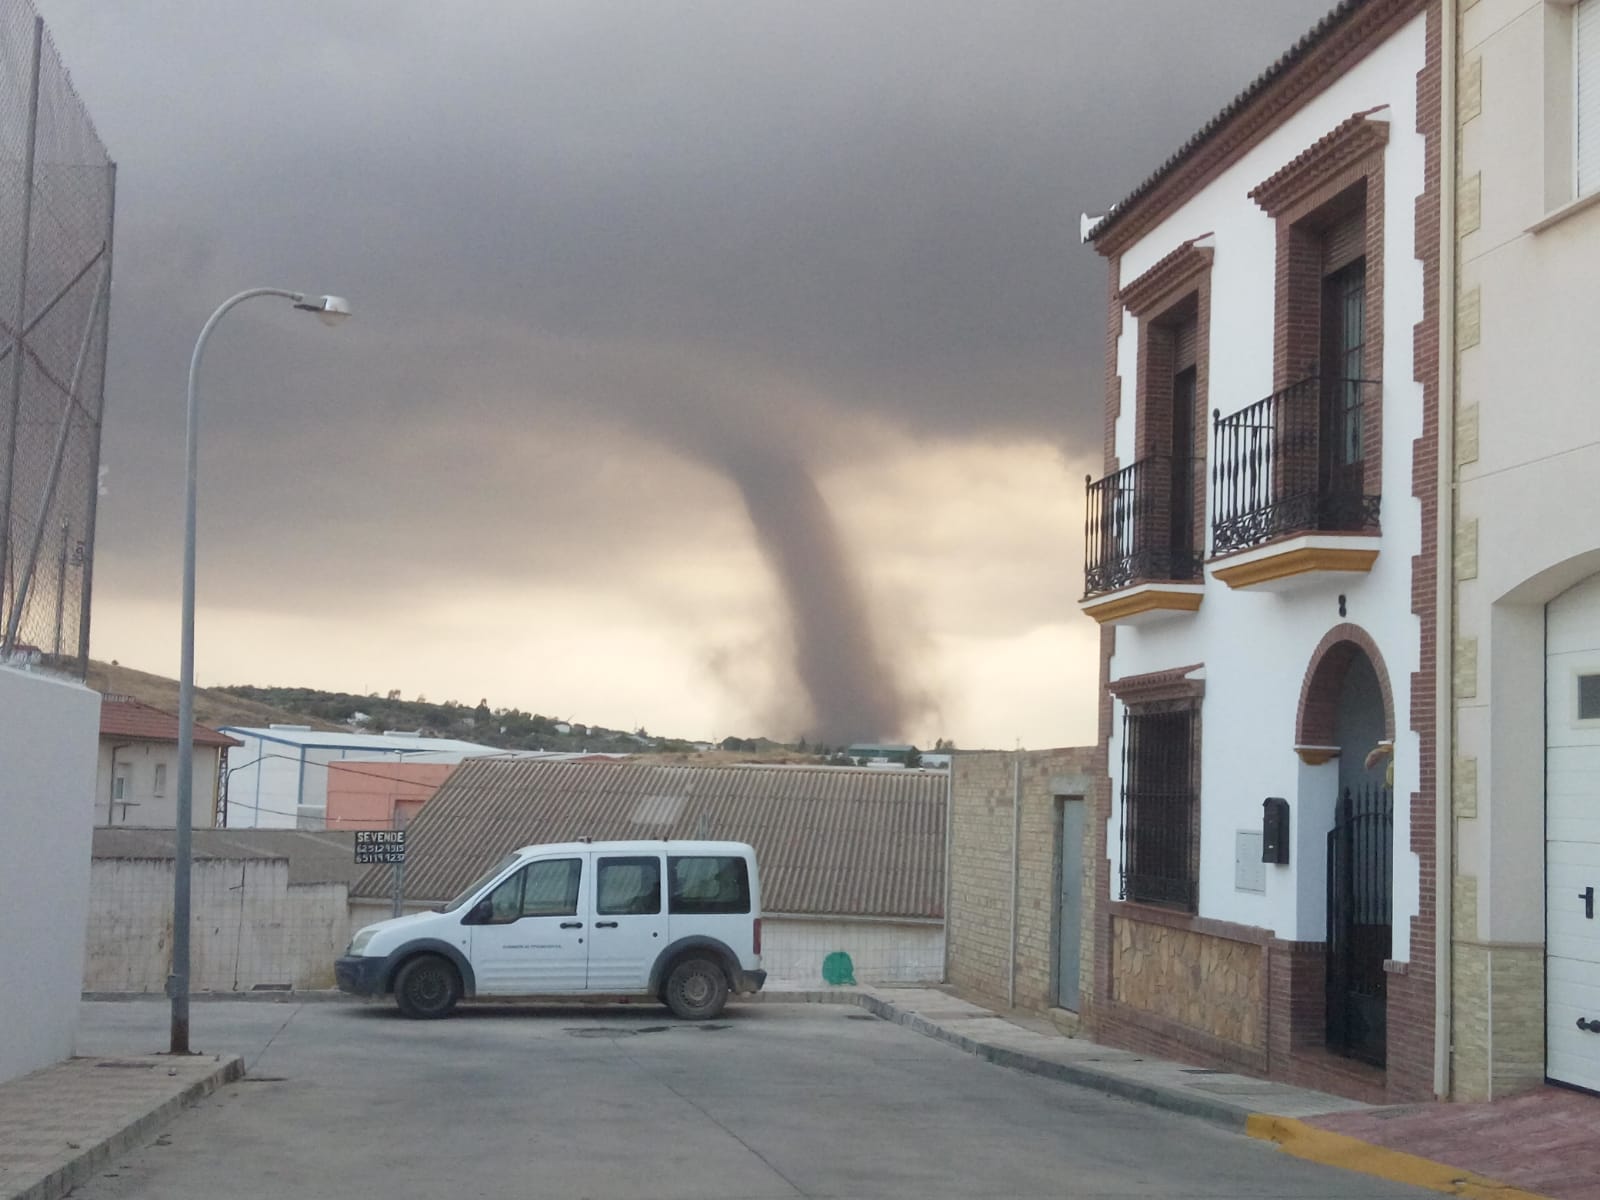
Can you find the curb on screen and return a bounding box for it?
[7,1055,244,1200]
[1245,1115,1552,1200]
[853,993,1251,1128]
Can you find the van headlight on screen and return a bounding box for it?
[348,928,377,956]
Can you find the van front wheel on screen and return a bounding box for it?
[663,956,729,1020]
[393,954,461,1019]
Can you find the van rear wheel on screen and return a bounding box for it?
[394,954,461,1019]
[663,956,729,1020]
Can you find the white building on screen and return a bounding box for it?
[1448,0,1600,1098]
[218,726,511,829]
[1079,0,1443,1103]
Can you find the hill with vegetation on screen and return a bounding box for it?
[211,684,797,756]
[89,664,946,762]
[88,661,344,732]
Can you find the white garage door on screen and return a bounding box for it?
[1547,575,1600,1092]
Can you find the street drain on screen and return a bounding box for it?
[846,1014,878,1022]
[239,1076,287,1083]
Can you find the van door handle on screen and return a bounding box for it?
[1581,887,1595,920]
[560,922,583,929]
[595,921,619,929]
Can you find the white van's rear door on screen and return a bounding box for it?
[666,852,756,965]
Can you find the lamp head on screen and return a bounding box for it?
[294,295,352,327]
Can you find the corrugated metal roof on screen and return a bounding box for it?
[216,726,511,756]
[1087,0,1366,245]
[351,759,947,920]
[91,828,368,886]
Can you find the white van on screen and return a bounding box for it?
[335,839,766,1020]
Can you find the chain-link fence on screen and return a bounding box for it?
[0,0,114,677]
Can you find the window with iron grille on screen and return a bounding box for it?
[1120,703,1199,911]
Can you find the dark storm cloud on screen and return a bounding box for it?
[44,0,1337,724]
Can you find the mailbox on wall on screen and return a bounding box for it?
[1261,797,1290,864]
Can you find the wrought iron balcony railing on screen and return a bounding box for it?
[1210,376,1381,557]
[1084,453,1203,598]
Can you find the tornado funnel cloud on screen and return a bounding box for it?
[722,447,906,745]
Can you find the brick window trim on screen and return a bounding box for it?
[1116,239,1213,317]
[1109,663,1205,706]
[1265,119,1387,491]
[1249,110,1391,218]
[1116,692,1202,914]
[1102,241,1215,587]
[1296,622,1397,749]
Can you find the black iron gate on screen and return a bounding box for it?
[1326,783,1392,1066]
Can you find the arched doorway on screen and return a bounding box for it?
[1298,626,1394,1067]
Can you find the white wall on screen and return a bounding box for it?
[221,733,306,829]
[1454,0,1600,946]
[1105,16,1429,954]
[0,667,98,1083]
[84,857,351,992]
[761,917,945,987]
[96,741,221,827]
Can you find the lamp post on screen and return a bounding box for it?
[171,289,350,1055]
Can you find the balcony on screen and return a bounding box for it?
[1080,454,1205,625]
[1208,376,1381,592]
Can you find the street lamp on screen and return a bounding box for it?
[170,288,350,1055]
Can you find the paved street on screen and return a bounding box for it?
[73,999,1433,1200]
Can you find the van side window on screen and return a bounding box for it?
[521,858,582,917]
[668,856,750,915]
[596,856,662,915]
[482,858,582,923]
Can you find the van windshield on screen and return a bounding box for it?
[441,853,521,913]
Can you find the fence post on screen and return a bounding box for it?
[77,161,116,672]
[0,16,43,623]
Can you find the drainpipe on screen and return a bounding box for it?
[1009,749,1022,1009]
[942,754,954,983]
[1434,0,1459,1103]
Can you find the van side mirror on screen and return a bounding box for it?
[463,898,493,925]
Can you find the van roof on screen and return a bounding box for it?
[511,838,755,857]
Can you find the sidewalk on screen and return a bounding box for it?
[0,1053,241,1200]
[826,985,1595,1200]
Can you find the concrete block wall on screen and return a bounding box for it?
[0,667,99,1084]
[84,857,351,992]
[946,748,1100,1015]
[761,918,944,987]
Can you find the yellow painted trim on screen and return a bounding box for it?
[1213,545,1379,589]
[1081,588,1204,625]
[1246,1115,1554,1200]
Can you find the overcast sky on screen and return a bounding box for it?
[42,0,1334,748]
